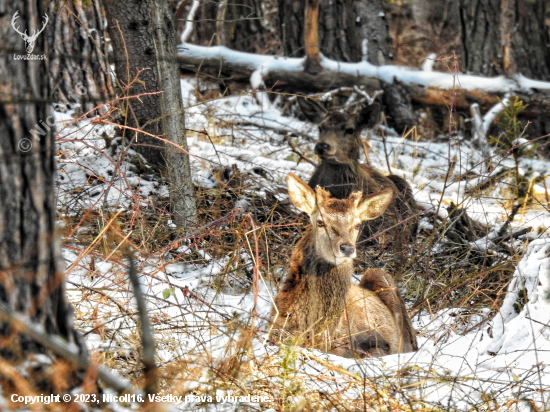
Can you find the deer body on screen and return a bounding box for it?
[299,97,418,249]
[270,174,417,357]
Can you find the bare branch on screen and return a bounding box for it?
[0,300,139,394]
[127,253,158,395]
[180,0,200,44]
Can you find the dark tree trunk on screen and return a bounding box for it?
[459,0,550,80]
[176,0,279,54]
[278,0,416,133]
[459,0,550,144]
[0,0,81,358]
[104,1,166,166]
[279,0,391,63]
[411,0,460,40]
[104,0,197,224]
[47,0,115,114]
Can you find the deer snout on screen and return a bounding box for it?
[339,244,355,257]
[314,142,331,156]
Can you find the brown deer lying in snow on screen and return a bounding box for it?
[298,97,418,251]
[269,173,417,357]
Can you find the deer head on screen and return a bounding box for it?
[287,173,392,266]
[12,11,49,54]
[298,97,380,166]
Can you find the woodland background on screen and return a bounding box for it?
[1,0,550,411]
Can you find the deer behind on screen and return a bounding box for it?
[298,96,418,252]
[269,173,417,357]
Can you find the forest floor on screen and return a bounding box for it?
[53,75,550,411]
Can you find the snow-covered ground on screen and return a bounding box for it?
[55,78,550,410]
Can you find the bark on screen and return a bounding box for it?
[104,1,165,166]
[459,0,550,143]
[0,0,81,358]
[175,0,278,54]
[151,0,198,225]
[459,0,550,80]
[105,0,197,225]
[277,0,415,133]
[411,0,460,39]
[47,0,115,114]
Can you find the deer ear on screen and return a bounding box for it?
[356,103,381,130]
[297,96,327,124]
[357,188,393,221]
[287,173,316,215]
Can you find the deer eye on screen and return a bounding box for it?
[345,128,355,135]
[317,220,325,228]
[355,223,362,230]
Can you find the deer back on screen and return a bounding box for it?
[359,269,418,353]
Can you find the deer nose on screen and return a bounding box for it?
[315,142,331,155]
[340,244,355,257]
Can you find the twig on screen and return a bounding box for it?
[126,253,158,395]
[496,204,521,239]
[0,300,139,394]
[284,135,318,166]
[153,209,239,257]
[67,281,130,315]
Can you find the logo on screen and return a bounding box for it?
[11,10,48,54]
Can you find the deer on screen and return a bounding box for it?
[269,173,418,358]
[11,11,49,54]
[298,96,418,253]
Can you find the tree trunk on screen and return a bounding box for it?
[279,0,390,64]
[278,0,416,133]
[151,0,198,225]
[176,0,279,54]
[47,0,115,114]
[104,0,197,225]
[0,0,81,358]
[459,0,550,79]
[104,1,165,166]
[411,0,460,40]
[459,0,550,144]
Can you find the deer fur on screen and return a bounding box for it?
[270,173,418,357]
[298,96,418,250]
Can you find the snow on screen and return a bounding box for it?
[178,43,550,93]
[51,78,550,410]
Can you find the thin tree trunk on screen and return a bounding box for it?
[47,0,115,114]
[0,0,81,358]
[104,0,197,225]
[151,0,198,225]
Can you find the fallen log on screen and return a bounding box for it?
[176,43,550,116]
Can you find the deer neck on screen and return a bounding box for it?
[309,161,360,199]
[297,231,353,331]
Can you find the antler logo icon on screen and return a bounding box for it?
[11,10,49,54]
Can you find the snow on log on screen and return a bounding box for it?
[177,43,550,116]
